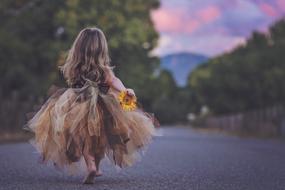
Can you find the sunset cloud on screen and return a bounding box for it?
[151,9,200,34]
[277,0,285,12]
[151,0,285,57]
[152,33,246,57]
[197,6,221,23]
[260,3,278,17]
[151,5,221,35]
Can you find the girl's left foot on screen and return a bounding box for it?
[95,170,103,177]
[82,170,96,184]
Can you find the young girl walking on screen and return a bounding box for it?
[24,27,159,184]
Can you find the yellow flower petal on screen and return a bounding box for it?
[118,90,137,111]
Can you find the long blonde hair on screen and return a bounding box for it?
[61,27,113,85]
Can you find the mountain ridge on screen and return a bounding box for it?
[160,52,209,86]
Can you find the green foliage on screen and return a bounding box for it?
[150,70,191,123]
[188,18,285,114]
[0,0,62,100]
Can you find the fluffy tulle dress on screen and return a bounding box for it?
[24,71,159,176]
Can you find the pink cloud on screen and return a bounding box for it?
[151,9,177,33]
[151,6,221,34]
[197,6,221,23]
[185,20,200,33]
[260,3,278,17]
[277,0,285,12]
[151,8,200,34]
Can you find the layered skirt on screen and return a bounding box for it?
[24,82,158,176]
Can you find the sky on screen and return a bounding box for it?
[151,0,285,57]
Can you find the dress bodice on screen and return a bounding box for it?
[70,70,110,94]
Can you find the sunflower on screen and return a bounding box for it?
[118,90,137,111]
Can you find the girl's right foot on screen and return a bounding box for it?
[82,156,97,184]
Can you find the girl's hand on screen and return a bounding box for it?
[126,88,136,97]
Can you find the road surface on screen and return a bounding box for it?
[0,127,284,190]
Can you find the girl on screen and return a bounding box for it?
[24,27,159,184]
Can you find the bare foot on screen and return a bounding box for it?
[95,170,103,177]
[82,170,96,184]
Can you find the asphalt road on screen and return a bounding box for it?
[0,127,284,190]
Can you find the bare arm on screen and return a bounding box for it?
[109,76,127,92]
[105,69,135,96]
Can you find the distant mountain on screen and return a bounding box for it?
[160,52,208,86]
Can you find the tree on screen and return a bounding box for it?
[188,18,285,115]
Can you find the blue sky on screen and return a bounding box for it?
[151,0,285,57]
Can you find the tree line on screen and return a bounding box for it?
[188,18,285,115]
